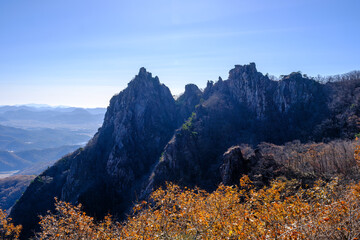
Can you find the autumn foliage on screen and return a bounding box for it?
[2,177,360,239]
[355,137,360,166]
[20,176,359,239]
[1,140,360,239]
[121,177,360,240]
[0,209,21,239]
[36,198,121,240]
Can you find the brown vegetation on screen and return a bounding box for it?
[0,209,21,239]
[1,139,360,239]
[0,175,35,211]
[32,176,360,239]
[2,176,360,239]
[257,140,357,178]
[36,198,121,240]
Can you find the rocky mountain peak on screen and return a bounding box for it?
[225,63,271,119]
[229,62,257,80]
[10,68,180,239]
[11,63,359,239]
[282,71,303,80]
[103,67,172,129]
[125,67,161,92]
[176,84,203,122]
[138,67,151,78]
[184,83,201,94]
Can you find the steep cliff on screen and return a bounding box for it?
[147,63,329,192]
[176,83,203,122]
[10,64,360,238]
[220,146,287,187]
[11,68,180,238]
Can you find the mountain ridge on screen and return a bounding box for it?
[10,63,360,238]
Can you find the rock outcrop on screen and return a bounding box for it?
[220,146,287,187]
[220,146,249,186]
[146,63,329,192]
[11,68,180,239]
[10,63,360,238]
[176,84,203,122]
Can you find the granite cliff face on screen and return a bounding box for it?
[11,68,181,238]
[176,83,203,122]
[147,63,329,191]
[11,64,360,238]
[227,63,274,119]
[220,146,287,187]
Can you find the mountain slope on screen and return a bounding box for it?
[10,68,181,238]
[147,64,329,191]
[10,64,360,239]
[0,151,31,171]
[0,175,35,211]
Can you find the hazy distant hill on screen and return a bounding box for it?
[0,175,35,211]
[0,105,107,114]
[0,124,89,152]
[0,151,31,171]
[0,105,106,175]
[0,145,81,173]
[0,105,105,130]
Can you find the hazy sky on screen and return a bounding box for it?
[1,0,359,107]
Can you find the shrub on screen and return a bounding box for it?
[0,209,21,240]
[36,198,121,240]
[33,175,360,239]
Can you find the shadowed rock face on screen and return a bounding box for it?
[10,63,360,239]
[176,84,203,122]
[147,63,329,192]
[10,68,180,239]
[220,146,248,186]
[220,146,288,188]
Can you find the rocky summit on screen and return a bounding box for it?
[10,63,360,238]
[11,67,180,238]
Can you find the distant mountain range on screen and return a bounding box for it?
[0,105,106,220]
[0,105,106,129]
[0,145,81,172]
[9,64,360,238]
[0,105,106,174]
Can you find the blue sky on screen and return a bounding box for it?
[0,0,359,107]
